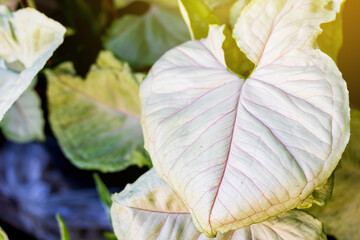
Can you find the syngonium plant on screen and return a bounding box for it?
[111,0,350,239]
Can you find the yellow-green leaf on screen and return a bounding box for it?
[46,51,151,172]
[56,214,71,240]
[318,1,345,63]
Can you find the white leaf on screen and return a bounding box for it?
[111,169,327,240]
[140,0,349,235]
[0,7,65,121]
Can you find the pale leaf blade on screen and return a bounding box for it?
[1,89,44,143]
[141,1,349,235]
[0,7,65,120]
[307,109,360,240]
[111,169,327,240]
[233,0,343,65]
[46,51,151,172]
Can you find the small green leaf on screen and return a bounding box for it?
[46,51,151,172]
[103,5,190,69]
[0,227,8,240]
[56,214,71,240]
[1,88,45,143]
[307,109,360,240]
[93,173,112,208]
[104,232,118,240]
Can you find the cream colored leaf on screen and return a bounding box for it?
[0,6,65,121]
[140,0,349,235]
[111,169,326,240]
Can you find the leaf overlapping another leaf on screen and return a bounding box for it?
[46,51,151,172]
[140,0,349,236]
[0,6,65,121]
[111,169,327,240]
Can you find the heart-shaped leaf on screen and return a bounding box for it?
[140,0,349,236]
[111,169,327,240]
[0,7,65,121]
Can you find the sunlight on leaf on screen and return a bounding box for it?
[141,0,349,235]
[0,6,65,121]
[103,5,190,69]
[56,214,71,240]
[0,227,8,240]
[46,51,151,172]
[111,169,326,240]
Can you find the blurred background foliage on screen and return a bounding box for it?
[0,0,359,239]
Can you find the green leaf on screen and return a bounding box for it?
[113,0,178,9]
[1,88,45,143]
[104,232,118,240]
[0,227,8,240]
[307,109,360,240]
[103,5,190,69]
[317,1,345,62]
[0,6,65,121]
[179,0,254,77]
[94,173,112,208]
[46,51,151,172]
[56,214,71,240]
